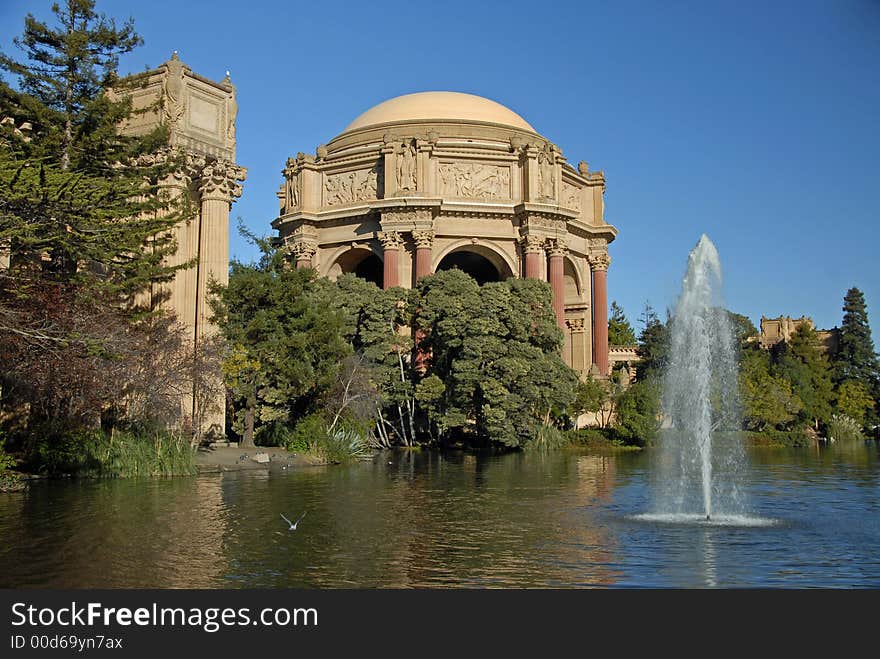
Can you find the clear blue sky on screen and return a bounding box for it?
[2,0,878,336]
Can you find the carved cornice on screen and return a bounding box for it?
[377,230,403,251]
[412,230,435,249]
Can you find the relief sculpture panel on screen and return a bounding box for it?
[324,162,382,206]
[438,162,510,200]
[561,182,581,211]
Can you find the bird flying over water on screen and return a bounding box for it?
[280,512,306,531]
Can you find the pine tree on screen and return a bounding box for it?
[833,287,879,387]
[635,302,669,382]
[608,300,637,345]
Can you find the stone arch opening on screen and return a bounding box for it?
[564,257,581,303]
[328,248,383,287]
[436,246,512,285]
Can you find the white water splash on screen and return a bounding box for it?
[654,235,746,520]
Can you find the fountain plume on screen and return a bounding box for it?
[655,234,745,520]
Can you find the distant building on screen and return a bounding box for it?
[758,315,839,355]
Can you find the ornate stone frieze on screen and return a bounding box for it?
[381,208,433,229]
[412,230,435,249]
[588,252,611,271]
[377,230,403,250]
[561,182,581,211]
[439,162,510,200]
[520,215,567,233]
[324,163,381,206]
[566,318,586,333]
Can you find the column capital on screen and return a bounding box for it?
[191,156,247,202]
[378,230,403,250]
[546,238,568,257]
[521,234,545,254]
[412,229,435,249]
[286,240,317,262]
[588,252,611,271]
[566,318,586,333]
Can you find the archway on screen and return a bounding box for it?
[434,244,514,285]
[437,250,502,285]
[327,248,383,287]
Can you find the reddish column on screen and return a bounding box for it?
[412,230,434,281]
[590,253,611,376]
[295,258,311,269]
[522,236,543,279]
[548,245,566,328]
[379,231,401,289]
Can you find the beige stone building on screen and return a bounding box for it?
[273,92,617,375]
[118,53,246,437]
[758,315,839,355]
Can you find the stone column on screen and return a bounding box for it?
[196,160,245,338]
[412,230,434,281]
[589,252,611,376]
[378,230,402,289]
[194,159,246,439]
[547,239,566,328]
[522,235,544,279]
[566,318,587,373]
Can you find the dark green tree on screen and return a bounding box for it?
[410,270,577,448]
[0,1,192,441]
[608,300,636,346]
[634,302,669,382]
[613,379,661,445]
[211,252,350,443]
[833,288,879,392]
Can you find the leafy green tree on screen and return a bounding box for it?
[773,324,833,430]
[211,252,350,441]
[739,344,802,430]
[608,301,636,345]
[613,379,661,445]
[835,380,874,425]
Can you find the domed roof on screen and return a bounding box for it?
[343,91,536,133]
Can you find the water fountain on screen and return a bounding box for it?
[638,235,767,526]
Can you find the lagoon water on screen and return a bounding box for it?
[1,444,879,588]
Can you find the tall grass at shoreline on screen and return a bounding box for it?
[33,429,197,478]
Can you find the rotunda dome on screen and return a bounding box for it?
[342,91,536,133]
